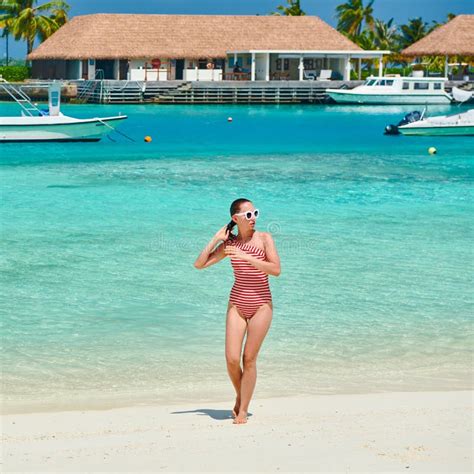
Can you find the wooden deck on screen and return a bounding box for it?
[72,80,362,104]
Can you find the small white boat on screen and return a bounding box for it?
[327,76,453,105]
[398,109,474,136]
[385,108,474,136]
[0,79,127,142]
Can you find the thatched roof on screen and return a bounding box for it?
[28,13,361,60]
[402,14,474,56]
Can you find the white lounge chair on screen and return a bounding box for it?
[317,69,332,81]
[303,70,316,80]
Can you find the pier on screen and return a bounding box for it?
[1,79,471,105]
[73,79,362,104]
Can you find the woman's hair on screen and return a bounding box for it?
[226,198,251,240]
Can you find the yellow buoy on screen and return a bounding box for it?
[428,146,437,155]
[144,136,152,143]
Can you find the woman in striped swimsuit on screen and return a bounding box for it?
[194,198,281,424]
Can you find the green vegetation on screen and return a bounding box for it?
[334,1,459,72]
[272,0,306,16]
[0,0,70,65]
[336,0,375,37]
[0,64,30,80]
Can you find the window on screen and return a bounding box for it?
[366,79,376,86]
[303,59,314,69]
[433,82,442,89]
[276,58,289,70]
[50,91,59,107]
[414,82,429,90]
[403,82,410,89]
[386,80,394,86]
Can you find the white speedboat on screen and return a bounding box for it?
[385,108,474,136]
[327,76,453,105]
[0,79,127,142]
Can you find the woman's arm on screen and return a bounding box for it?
[224,232,281,276]
[193,225,229,270]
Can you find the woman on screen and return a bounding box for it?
[194,198,281,424]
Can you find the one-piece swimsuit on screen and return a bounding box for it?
[225,238,272,319]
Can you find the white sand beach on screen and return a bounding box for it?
[1,389,472,473]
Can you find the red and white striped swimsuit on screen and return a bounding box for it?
[225,238,272,319]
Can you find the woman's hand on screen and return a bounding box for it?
[224,245,249,261]
[214,224,230,243]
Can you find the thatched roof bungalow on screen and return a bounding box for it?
[402,15,474,78]
[28,14,388,81]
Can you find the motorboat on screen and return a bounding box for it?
[384,108,474,136]
[327,75,453,105]
[0,79,127,142]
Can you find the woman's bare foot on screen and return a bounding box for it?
[233,410,248,424]
[232,397,241,418]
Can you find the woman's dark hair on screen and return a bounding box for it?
[226,198,251,240]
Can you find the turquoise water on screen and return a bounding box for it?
[1,102,473,414]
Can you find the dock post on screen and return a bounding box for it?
[344,55,351,81]
[251,52,256,81]
[265,53,270,81]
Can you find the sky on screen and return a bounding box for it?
[2,0,473,60]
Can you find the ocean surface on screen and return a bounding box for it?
[1,102,473,414]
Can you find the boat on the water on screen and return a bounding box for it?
[327,75,453,105]
[0,79,127,142]
[384,108,474,136]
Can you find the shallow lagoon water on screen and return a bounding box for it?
[1,102,473,413]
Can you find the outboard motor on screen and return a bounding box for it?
[384,110,422,135]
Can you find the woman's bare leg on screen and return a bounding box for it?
[234,303,272,424]
[225,303,248,417]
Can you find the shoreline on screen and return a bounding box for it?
[2,389,472,472]
[3,382,473,416]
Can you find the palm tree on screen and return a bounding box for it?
[273,0,306,16]
[0,14,10,65]
[373,18,398,51]
[0,0,69,56]
[335,0,375,37]
[397,17,429,50]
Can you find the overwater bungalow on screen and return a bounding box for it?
[27,14,388,82]
[402,14,474,80]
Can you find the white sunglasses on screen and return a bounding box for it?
[234,209,259,220]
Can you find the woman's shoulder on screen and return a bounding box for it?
[256,230,272,242]
[257,231,276,250]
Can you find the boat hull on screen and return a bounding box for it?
[0,115,127,142]
[326,90,452,105]
[398,125,474,136]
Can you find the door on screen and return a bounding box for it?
[119,60,129,80]
[95,60,115,79]
[175,59,185,80]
